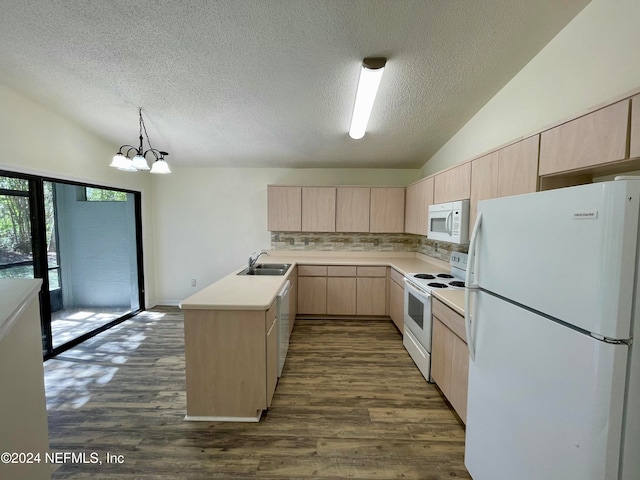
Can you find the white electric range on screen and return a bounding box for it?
[403,252,467,382]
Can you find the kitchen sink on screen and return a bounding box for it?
[237,264,291,276]
[253,263,291,270]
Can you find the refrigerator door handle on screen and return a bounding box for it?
[465,212,482,361]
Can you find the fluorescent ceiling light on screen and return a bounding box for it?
[349,57,386,140]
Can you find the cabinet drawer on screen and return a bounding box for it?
[390,268,404,286]
[298,265,328,276]
[432,298,466,342]
[327,265,357,277]
[357,266,387,277]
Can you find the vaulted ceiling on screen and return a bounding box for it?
[0,0,590,169]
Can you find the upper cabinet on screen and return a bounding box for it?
[433,162,471,204]
[497,135,539,197]
[370,187,405,233]
[404,177,434,236]
[631,95,640,159]
[302,187,336,232]
[469,136,539,228]
[470,151,499,229]
[267,186,301,232]
[336,187,370,233]
[539,100,629,176]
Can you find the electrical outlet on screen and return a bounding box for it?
[434,243,439,252]
[191,279,196,287]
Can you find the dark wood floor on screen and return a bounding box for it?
[44,307,471,479]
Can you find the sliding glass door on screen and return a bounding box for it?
[0,171,144,358]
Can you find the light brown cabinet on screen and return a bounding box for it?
[389,268,404,332]
[184,300,280,420]
[433,162,472,204]
[370,187,405,233]
[404,177,433,236]
[431,298,469,423]
[539,100,629,176]
[470,136,539,228]
[470,152,499,230]
[631,95,640,159]
[288,268,298,334]
[297,276,327,315]
[326,265,357,315]
[265,302,278,408]
[356,266,387,316]
[497,135,539,198]
[297,264,387,317]
[336,187,370,232]
[302,187,336,232]
[267,186,301,231]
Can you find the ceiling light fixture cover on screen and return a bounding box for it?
[109,108,172,174]
[349,57,386,140]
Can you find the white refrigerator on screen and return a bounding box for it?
[464,179,640,480]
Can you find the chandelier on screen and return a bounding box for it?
[109,108,171,174]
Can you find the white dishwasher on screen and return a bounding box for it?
[277,280,291,377]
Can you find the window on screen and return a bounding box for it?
[84,187,127,202]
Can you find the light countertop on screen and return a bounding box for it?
[180,251,465,315]
[0,278,42,342]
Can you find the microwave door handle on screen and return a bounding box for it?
[446,210,453,235]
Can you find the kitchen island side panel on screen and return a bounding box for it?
[184,309,266,419]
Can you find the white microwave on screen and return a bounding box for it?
[427,199,470,244]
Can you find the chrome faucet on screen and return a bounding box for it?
[248,250,269,269]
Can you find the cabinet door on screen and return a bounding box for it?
[336,187,370,232]
[327,277,357,315]
[497,135,539,198]
[302,187,336,232]
[297,276,327,314]
[449,334,469,423]
[539,100,629,176]
[404,178,432,236]
[356,277,387,315]
[370,187,405,233]
[433,162,472,204]
[265,315,278,408]
[631,95,640,159]
[267,186,301,231]
[289,279,297,335]
[430,318,452,393]
[389,279,404,332]
[470,152,498,231]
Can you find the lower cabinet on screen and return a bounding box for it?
[298,276,327,314]
[265,305,278,408]
[389,268,404,332]
[431,298,469,423]
[297,264,387,316]
[183,300,279,420]
[327,276,357,315]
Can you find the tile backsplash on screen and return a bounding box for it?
[270,232,468,260]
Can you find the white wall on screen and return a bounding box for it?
[422,0,640,176]
[152,167,420,304]
[0,83,158,306]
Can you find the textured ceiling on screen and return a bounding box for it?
[0,0,590,169]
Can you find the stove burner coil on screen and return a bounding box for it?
[437,273,454,278]
[449,281,465,288]
[427,282,448,288]
[414,274,436,280]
